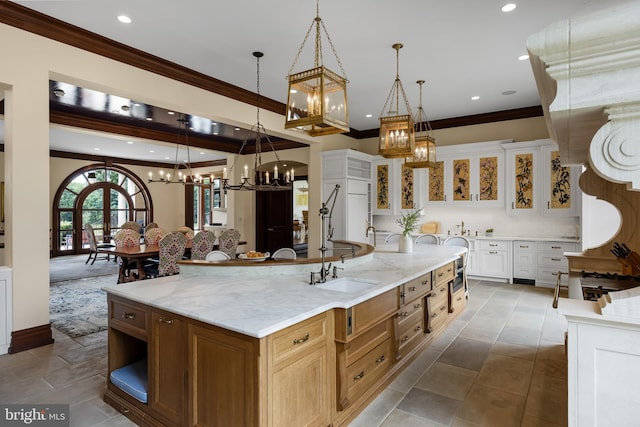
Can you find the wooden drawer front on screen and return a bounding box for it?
[397,317,426,360]
[478,240,509,251]
[402,273,432,303]
[346,339,392,402]
[431,283,448,301]
[434,263,455,287]
[538,241,577,253]
[352,289,398,337]
[109,298,148,339]
[345,319,393,367]
[397,299,424,329]
[398,310,424,345]
[429,295,449,332]
[270,313,327,366]
[514,241,537,254]
[451,289,465,313]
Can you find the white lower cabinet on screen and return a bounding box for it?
[476,240,511,280]
[513,240,578,287]
[513,241,537,283]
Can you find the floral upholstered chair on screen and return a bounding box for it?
[84,223,115,264]
[144,222,159,233]
[156,232,187,276]
[176,226,195,243]
[191,230,216,260]
[144,227,167,246]
[113,229,140,249]
[218,228,241,258]
[121,221,141,234]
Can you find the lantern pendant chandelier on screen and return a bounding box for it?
[378,43,415,159]
[285,0,349,136]
[222,52,293,192]
[148,114,211,186]
[405,80,437,169]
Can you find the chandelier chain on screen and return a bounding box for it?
[379,44,412,118]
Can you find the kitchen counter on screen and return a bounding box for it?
[376,230,579,243]
[103,244,463,338]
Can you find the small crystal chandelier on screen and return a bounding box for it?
[405,80,437,168]
[378,43,415,158]
[285,0,348,136]
[148,114,211,186]
[223,52,293,192]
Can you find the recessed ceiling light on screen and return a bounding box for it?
[146,117,153,121]
[149,150,155,153]
[213,132,219,135]
[200,152,205,155]
[471,96,480,100]
[164,156,170,160]
[133,103,141,107]
[290,89,298,94]
[234,127,240,131]
[117,15,132,24]
[127,141,134,144]
[518,54,529,61]
[212,122,217,126]
[502,90,517,96]
[365,114,373,118]
[167,111,175,115]
[94,148,100,151]
[501,3,516,12]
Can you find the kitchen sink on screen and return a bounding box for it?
[315,277,379,293]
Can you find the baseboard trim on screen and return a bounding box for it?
[8,324,54,353]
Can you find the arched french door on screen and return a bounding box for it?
[52,164,152,257]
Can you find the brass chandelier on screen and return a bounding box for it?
[405,80,437,168]
[148,114,211,186]
[285,0,349,136]
[222,52,293,192]
[378,43,415,158]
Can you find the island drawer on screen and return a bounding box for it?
[434,262,455,287]
[397,316,425,360]
[431,282,448,301]
[428,294,449,332]
[109,296,149,340]
[397,299,424,330]
[451,288,465,313]
[401,272,432,304]
[336,288,398,341]
[346,339,392,402]
[270,313,327,366]
[344,318,393,367]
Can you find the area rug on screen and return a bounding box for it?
[49,274,117,338]
[50,254,119,283]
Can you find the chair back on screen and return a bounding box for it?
[145,227,167,246]
[218,229,241,258]
[191,230,216,260]
[113,229,140,249]
[384,233,402,244]
[272,248,297,260]
[145,222,159,233]
[205,250,231,261]
[176,226,195,243]
[121,221,141,233]
[443,236,470,264]
[84,223,98,251]
[158,232,187,276]
[415,234,439,245]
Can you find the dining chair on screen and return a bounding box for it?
[205,250,231,261]
[146,232,187,277]
[272,247,297,260]
[384,233,402,244]
[218,229,241,258]
[144,222,159,233]
[113,229,142,279]
[176,225,195,242]
[443,235,470,297]
[121,221,141,233]
[415,234,439,245]
[84,223,115,264]
[144,227,167,246]
[191,230,216,260]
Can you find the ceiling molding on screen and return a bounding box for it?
[49,149,226,169]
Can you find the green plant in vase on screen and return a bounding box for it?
[397,208,422,237]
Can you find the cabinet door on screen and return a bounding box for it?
[372,158,398,215]
[506,146,540,216]
[475,152,504,207]
[542,145,581,217]
[423,159,448,205]
[188,324,259,427]
[150,312,185,426]
[347,192,370,243]
[479,250,510,278]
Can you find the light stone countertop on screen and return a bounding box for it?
[376,231,579,243]
[103,244,463,339]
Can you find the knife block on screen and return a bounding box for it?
[616,251,640,276]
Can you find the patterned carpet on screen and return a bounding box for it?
[50,254,119,283]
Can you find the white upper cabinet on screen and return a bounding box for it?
[504,140,542,217]
[423,141,506,207]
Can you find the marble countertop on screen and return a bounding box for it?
[375,230,578,243]
[103,244,463,339]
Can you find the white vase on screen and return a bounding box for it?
[398,235,413,253]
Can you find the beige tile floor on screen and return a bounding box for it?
[0,279,568,427]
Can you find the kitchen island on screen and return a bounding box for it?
[103,243,466,426]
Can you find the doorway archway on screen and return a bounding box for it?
[52,164,152,257]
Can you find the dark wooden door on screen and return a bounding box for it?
[255,190,293,254]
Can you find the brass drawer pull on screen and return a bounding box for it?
[440,287,446,293]
[489,243,498,247]
[551,258,561,261]
[456,297,462,301]
[431,312,438,318]
[440,306,446,312]
[401,311,409,317]
[159,317,174,324]
[421,279,430,285]
[519,245,529,249]
[489,251,498,254]
[292,333,310,345]
[438,272,444,277]
[121,312,136,320]
[375,355,386,364]
[401,335,410,343]
[414,325,422,332]
[353,371,365,380]
[414,303,421,309]
[408,286,416,292]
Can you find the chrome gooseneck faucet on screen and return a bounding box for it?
[311,184,340,284]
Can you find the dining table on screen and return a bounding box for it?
[110,240,246,283]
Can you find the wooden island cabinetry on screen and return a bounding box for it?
[105,253,465,427]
